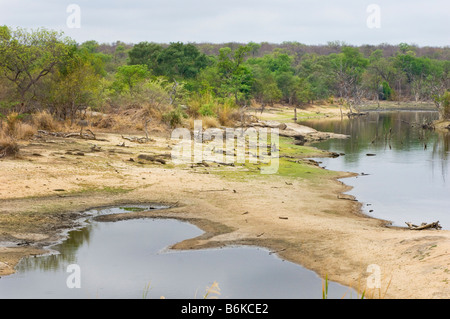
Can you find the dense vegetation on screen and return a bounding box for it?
[0,25,449,141]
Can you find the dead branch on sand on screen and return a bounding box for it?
[405,221,442,230]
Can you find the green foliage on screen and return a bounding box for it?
[440,91,450,119]
[298,54,334,100]
[79,40,99,54]
[0,25,449,125]
[128,42,163,73]
[0,25,73,108]
[381,81,393,100]
[216,45,255,105]
[162,106,188,127]
[156,42,208,79]
[128,42,208,80]
[38,46,103,120]
[329,46,369,109]
[112,64,150,95]
[198,103,215,117]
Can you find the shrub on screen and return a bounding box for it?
[442,91,450,120]
[0,135,19,158]
[1,112,36,140]
[162,106,188,128]
[198,103,215,117]
[195,116,220,129]
[5,112,20,136]
[32,110,60,131]
[381,81,393,101]
[15,122,36,140]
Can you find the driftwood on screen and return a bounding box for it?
[36,130,107,141]
[90,144,102,152]
[405,221,442,230]
[121,135,154,144]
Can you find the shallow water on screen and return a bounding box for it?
[0,207,356,299]
[299,111,450,229]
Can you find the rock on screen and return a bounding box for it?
[137,154,166,164]
[250,120,287,130]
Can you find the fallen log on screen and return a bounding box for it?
[36,130,107,141]
[121,135,154,144]
[405,221,442,230]
[137,154,167,164]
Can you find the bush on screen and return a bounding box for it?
[198,103,215,117]
[190,116,220,129]
[32,110,60,131]
[15,122,36,140]
[0,135,19,158]
[5,112,20,136]
[162,106,188,128]
[442,91,450,120]
[381,81,393,101]
[1,112,36,140]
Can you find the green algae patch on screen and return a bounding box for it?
[211,136,336,181]
[278,136,329,158]
[275,157,334,179]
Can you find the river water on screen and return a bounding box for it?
[0,206,356,299]
[299,110,450,229]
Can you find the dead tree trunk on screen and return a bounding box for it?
[405,221,442,230]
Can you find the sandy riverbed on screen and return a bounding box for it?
[1,106,450,299]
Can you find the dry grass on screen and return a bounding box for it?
[1,113,36,140]
[14,122,36,140]
[0,134,19,158]
[188,116,221,129]
[31,110,61,131]
[217,105,240,126]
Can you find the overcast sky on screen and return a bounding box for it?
[0,0,449,46]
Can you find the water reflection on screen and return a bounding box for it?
[300,111,450,229]
[1,212,356,299]
[16,223,94,274]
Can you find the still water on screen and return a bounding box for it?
[300,111,450,229]
[0,207,356,299]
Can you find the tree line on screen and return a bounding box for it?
[0,25,449,125]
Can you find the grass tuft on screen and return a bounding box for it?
[0,135,20,158]
[203,281,221,299]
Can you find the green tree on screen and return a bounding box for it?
[330,46,369,113]
[250,64,281,106]
[394,54,431,102]
[113,64,150,96]
[440,91,450,119]
[156,42,208,79]
[80,40,99,54]
[217,45,254,105]
[247,42,261,57]
[298,53,334,101]
[128,42,164,74]
[39,47,103,121]
[0,26,73,111]
[425,60,450,118]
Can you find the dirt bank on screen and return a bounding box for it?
[1,111,450,299]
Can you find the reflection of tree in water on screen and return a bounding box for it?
[301,111,442,164]
[16,222,95,273]
[431,132,449,182]
[14,207,160,274]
